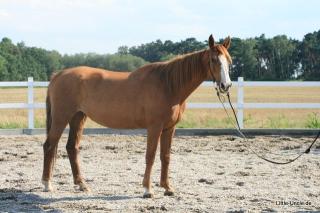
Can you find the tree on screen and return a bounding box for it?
[61,53,147,72]
[300,30,320,80]
[228,37,258,80]
[173,37,206,55]
[129,39,166,62]
[255,34,299,80]
[0,37,23,80]
[269,35,298,80]
[129,37,206,62]
[117,46,129,55]
[0,55,8,80]
[0,31,319,81]
[0,38,63,80]
[106,54,147,71]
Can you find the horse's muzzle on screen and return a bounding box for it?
[219,82,232,93]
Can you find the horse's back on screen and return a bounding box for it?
[48,66,128,110]
[49,66,131,92]
[47,66,149,128]
[51,66,129,82]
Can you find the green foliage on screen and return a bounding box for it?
[0,55,9,79]
[129,37,206,62]
[266,114,297,128]
[229,37,259,80]
[160,53,176,61]
[305,113,320,128]
[228,34,300,81]
[0,121,24,129]
[108,54,147,71]
[129,39,167,62]
[243,113,255,127]
[117,46,129,55]
[255,35,299,80]
[299,31,320,80]
[0,30,320,81]
[0,38,147,81]
[61,53,147,72]
[0,38,62,81]
[176,120,197,128]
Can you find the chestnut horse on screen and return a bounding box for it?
[42,35,232,198]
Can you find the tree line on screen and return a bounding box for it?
[0,30,319,81]
[0,38,147,81]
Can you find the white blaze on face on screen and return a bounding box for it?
[218,54,231,86]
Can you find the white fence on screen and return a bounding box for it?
[0,77,320,129]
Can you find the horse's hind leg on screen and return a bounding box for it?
[42,119,68,192]
[66,111,89,192]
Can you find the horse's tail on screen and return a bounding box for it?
[46,71,61,135]
[46,92,51,136]
[46,76,59,173]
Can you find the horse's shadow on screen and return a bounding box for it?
[42,194,135,202]
[0,187,137,212]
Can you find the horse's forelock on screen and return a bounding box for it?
[216,45,232,64]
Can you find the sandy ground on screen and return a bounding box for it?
[0,134,319,212]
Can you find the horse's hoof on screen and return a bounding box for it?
[42,180,53,192]
[164,190,174,196]
[143,192,154,198]
[43,187,53,192]
[79,182,91,192]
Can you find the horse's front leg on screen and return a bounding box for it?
[142,125,162,198]
[160,126,175,196]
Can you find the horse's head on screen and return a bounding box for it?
[207,35,232,93]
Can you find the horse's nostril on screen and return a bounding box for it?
[221,83,225,90]
[224,83,232,90]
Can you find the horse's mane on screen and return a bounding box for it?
[155,49,208,93]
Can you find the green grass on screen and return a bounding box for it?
[0,121,24,129]
[35,118,46,129]
[0,113,319,129]
[177,112,320,129]
[267,114,291,128]
[306,113,320,128]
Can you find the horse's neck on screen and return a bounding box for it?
[158,49,209,104]
[176,73,207,104]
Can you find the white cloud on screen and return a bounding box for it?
[0,9,9,18]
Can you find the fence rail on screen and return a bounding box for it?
[1,77,320,129]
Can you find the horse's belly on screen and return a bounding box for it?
[83,106,145,129]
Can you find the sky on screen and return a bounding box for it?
[0,0,319,54]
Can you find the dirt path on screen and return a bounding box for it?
[0,134,319,212]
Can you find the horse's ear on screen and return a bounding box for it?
[208,34,215,49]
[223,36,231,49]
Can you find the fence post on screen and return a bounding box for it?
[27,77,34,129]
[237,77,244,128]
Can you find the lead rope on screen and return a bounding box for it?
[216,89,320,164]
[207,49,319,164]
